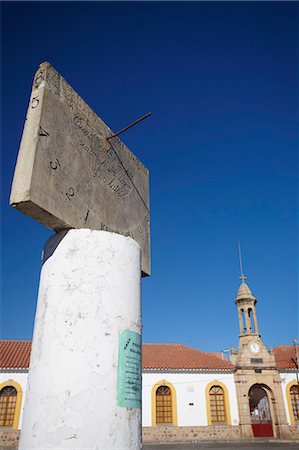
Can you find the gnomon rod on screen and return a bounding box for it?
[107,112,152,140]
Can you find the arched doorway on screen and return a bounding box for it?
[249,384,273,437]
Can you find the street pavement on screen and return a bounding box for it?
[1,441,298,450]
[142,442,298,450]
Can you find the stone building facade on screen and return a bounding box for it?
[1,278,298,445]
[230,275,296,440]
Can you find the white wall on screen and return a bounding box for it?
[142,371,239,427]
[279,371,298,425]
[2,370,240,430]
[5,369,296,429]
[0,371,28,429]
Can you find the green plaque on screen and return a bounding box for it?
[117,330,142,408]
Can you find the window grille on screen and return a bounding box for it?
[290,385,299,422]
[156,385,173,425]
[209,385,227,424]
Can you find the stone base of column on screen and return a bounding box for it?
[19,230,142,450]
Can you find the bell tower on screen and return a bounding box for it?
[235,274,259,340]
[231,243,264,356]
[231,273,270,363]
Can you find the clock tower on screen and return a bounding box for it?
[233,274,266,358]
[230,274,289,439]
[230,273,277,374]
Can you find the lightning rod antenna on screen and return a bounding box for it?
[238,241,246,283]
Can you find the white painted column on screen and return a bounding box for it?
[19,229,142,450]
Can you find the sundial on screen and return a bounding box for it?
[10,62,150,276]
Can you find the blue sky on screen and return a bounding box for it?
[1,2,298,351]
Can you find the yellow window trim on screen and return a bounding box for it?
[286,380,299,425]
[205,380,231,426]
[0,379,23,430]
[151,379,178,427]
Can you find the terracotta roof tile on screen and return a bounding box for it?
[142,343,234,370]
[2,341,296,371]
[273,345,298,370]
[1,341,233,370]
[0,340,31,369]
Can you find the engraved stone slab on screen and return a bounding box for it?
[10,62,150,276]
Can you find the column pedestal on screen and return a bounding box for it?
[19,229,142,450]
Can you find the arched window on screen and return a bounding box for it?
[156,385,173,425]
[290,385,299,422]
[209,385,227,424]
[241,309,246,333]
[0,386,17,427]
[248,308,255,333]
[151,381,177,426]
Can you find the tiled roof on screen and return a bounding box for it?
[0,340,31,369]
[142,343,234,370]
[1,341,297,371]
[0,340,233,370]
[273,345,298,370]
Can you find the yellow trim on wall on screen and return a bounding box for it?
[286,380,299,425]
[0,379,23,430]
[151,380,178,427]
[205,380,232,426]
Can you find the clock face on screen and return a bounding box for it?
[249,342,260,354]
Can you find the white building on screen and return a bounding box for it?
[1,340,298,444]
[1,278,299,444]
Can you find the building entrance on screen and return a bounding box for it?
[249,384,273,437]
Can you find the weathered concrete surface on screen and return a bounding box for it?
[10,62,150,276]
[19,230,142,450]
